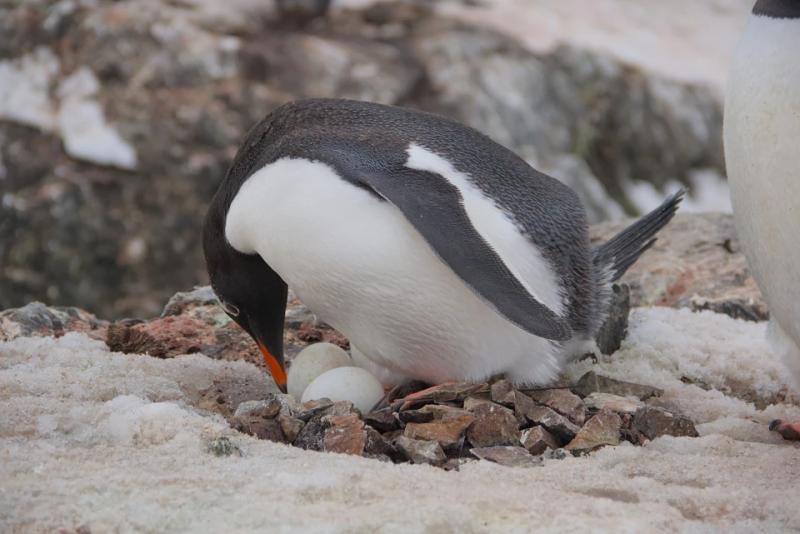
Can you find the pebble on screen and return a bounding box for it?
[287,342,352,400]
[466,402,521,448]
[323,414,366,455]
[573,371,662,400]
[233,398,281,418]
[278,413,305,443]
[490,379,515,406]
[520,426,560,455]
[293,416,326,451]
[528,389,586,425]
[565,410,622,453]
[404,406,475,449]
[363,409,399,432]
[471,446,541,468]
[584,392,644,414]
[394,435,447,466]
[231,416,286,443]
[517,403,580,443]
[632,406,699,439]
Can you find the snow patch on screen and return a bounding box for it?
[0,50,137,170]
[57,67,138,170]
[0,47,60,130]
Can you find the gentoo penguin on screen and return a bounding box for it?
[725,0,800,439]
[203,98,682,394]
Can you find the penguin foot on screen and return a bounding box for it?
[769,419,800,441]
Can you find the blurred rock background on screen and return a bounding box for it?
[0,0,751,318]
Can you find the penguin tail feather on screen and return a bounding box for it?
[592,188,685,281]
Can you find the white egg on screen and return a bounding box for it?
[287,342,352,400]
[301,366,385,413]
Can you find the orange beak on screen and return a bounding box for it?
[258,341,287,393]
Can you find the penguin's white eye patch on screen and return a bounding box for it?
[220,300,240,317]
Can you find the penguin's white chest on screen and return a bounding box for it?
[724,14,800,376]
[224,157,566,386]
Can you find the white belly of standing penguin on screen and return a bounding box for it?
[725,14,800,382]
[225,158,566,386]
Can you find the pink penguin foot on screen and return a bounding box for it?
[769,419,800,441]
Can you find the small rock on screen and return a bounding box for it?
[364,409,398,432]
[490,379,515,406]
[517,403,580,443]
[543,448,568,460]
[296,398,334,421]
[584,392,644,414]
[278,414,305,443]
[293,416,326,451]
[594,283,630,355]
[471,446,541,468]
[323,414,366,455]
[321,400,358,418]
[404,406,475,449]
[394,435,446,466]
[398,409,435,424]
[520,426,560,455]
[632,406,699,439]
[364,426,396,458]
[528,389,586,425]
[466,402,521,448]
[271,393,302,418]
[462,396,493,411]
[207,436,241,457]
[234,398,281,418]
[231,416,286,443]
[565,411,622,453]
[442,458,473,471]
[573,371,663,400]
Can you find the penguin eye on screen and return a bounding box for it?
[220,300,240,317]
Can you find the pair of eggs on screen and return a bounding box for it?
[286,343,385,413]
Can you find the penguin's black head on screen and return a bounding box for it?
[203,201,289,392]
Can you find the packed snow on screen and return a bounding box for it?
[1,308,799,532]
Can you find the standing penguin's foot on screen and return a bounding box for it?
[769,419,800,441]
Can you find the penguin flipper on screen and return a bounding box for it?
[356,168,572,342]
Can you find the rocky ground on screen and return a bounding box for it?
[2,210,800,530]
[0,213,793,468]
[1,0,734,318]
